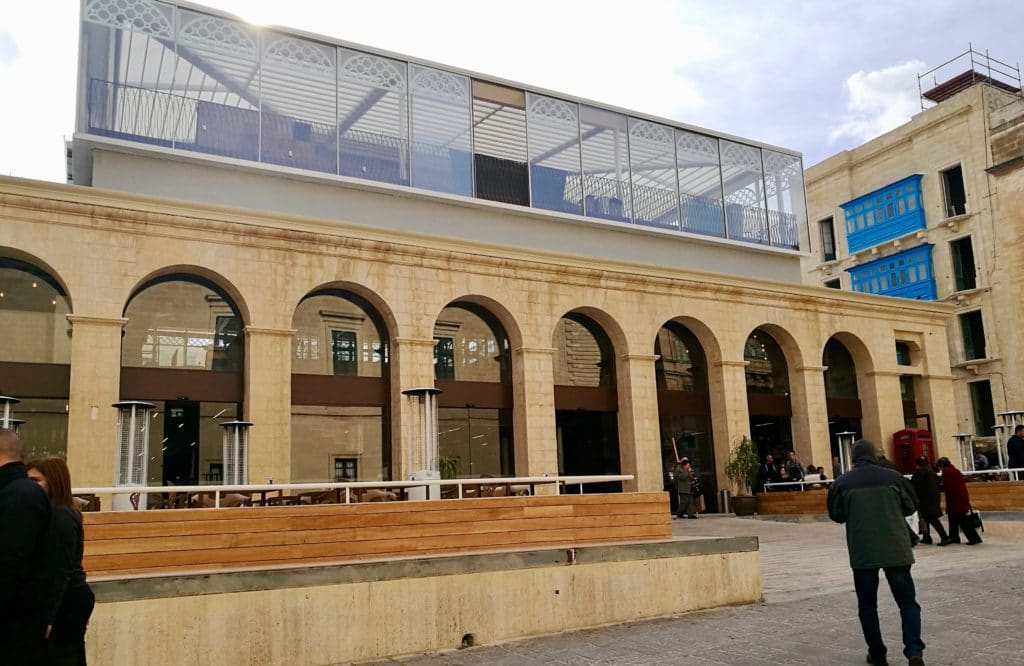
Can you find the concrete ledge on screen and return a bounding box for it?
[88,537,760,664]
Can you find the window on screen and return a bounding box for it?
[950,236,977,291]
[841,175,925,253]
[334,457,358,481]
[941,165,967,217]
[824,278,841,289]
[331,331,358,376]
[959,310,986,360]
[472,81,528,206]
[896,342,913,366]
[847,244,937,300]
[969,380,995,437]
[820,217,837,261]
[434,336,455,380]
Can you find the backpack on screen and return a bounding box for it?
[690,474,703,497]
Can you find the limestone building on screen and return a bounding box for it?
[803,49,1024,462]
[0,0,958,503]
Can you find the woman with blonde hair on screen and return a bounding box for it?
[27,457,95,665]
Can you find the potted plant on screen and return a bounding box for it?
[724,436,760,516]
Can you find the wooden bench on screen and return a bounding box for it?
[83,492,670,578]
[756,490,827,515]
[756,481,1024,515]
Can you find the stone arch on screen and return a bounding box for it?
[433,294,524,353]
[743,322,805,373]
[825,331,876,377]
[124,264,251,325]
[552,305,629,360]
[0,246,74,311]
[296,281,401,344]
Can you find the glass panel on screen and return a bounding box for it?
[290,405,385,482]
[433,304,510,383]
[721,140,768,244]
[0,262,72,364]
[260,31,337,173]
[553,315,614,388]
[409,64,472,196]
[82,0,182,145]
[763,149,805,250]
[174,8,260,159]
[17,399,69,460]
[438,407,514,477]
[472,81,528,206]
[123,280,242,370]
[676,130,725,237]
[628,119,679,229]
[291,292,386,378]
[659,414,716,510]
[527,93,582,215]
[580,105,631,223]
[144,401,240,486]
[338,48,409,186]
[823,339,858,398]
[654,324,707,391]
[744,330,789,394]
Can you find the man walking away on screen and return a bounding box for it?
[909,456,950,546]
[1007,425,1024,479]
[0,428,55,664]
[673,459,696,519]
[827,439,925,666]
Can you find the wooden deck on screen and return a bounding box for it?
[83,492,671,578]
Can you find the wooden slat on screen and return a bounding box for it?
[83,493,671,577]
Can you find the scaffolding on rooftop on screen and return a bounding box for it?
[918,45,1021,108]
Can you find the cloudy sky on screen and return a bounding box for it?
[1,0,1021,182]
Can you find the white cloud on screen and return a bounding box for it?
[0,32,19,64]
[828,60,925,145]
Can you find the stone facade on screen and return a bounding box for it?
[0,174,958,492]
[803,81,1024,456]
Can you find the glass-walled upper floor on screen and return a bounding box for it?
[78,0,806,251]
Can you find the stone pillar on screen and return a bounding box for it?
[391,337,437,480]
[790,365,831,471]
[66,315,126,488]
[708,359,750,491]
[617,354,661,492]
[859,370,906,456]
[916,372,958,460]
[512,347,558,481]
[243,327,294,484]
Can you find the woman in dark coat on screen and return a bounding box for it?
[27,457,95,665]
[910,456,950,545]
[936,457,982,545]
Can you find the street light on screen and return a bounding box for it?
[220,420,252,485]
[113,400,154,511]
[402,387,442,500]
[952,433,974,471]
[836,431,856,474]
[0,396,20,430]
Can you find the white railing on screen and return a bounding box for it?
[73,474,635,511]
[764,467,1024,492]
[962,467,1024,481]
[763,479,835,492]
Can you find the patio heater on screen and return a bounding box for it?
[113,400,154,511]
[220,420,252,485]
[402,387,442,501]
[6,419,26,434]
[836,431,857,474]
[952,433,974,471]
[0,395,20,430]
[996,410,1024,470]
[991,424,1011,471]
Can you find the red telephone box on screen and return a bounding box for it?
[893,429,934,474]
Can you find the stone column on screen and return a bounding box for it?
[66,315,126,488]
[916,372,958,460]
[859,370,906,456]
[391,337,437,480]
[707,359,751,490]
[243,327,294,484]
[512,347,558,481]
[789,365,831,471]
[616,354,661,492]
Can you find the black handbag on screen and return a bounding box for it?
[966,508,984,532]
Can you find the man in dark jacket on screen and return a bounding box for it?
[673,459,696,519]
[1007,425,1024,476]
[0,428,54,664]
[910,456,950,546]
[827,439,924,666]
[757,454,781,492]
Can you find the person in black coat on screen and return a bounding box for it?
[0,429,55,664]
[28,457,96,666]
[757,454,781,492]
[910,456,950,546]
[1007,425,1024,473]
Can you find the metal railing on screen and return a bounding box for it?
[764,467,1024,492]
[763,478,834,492]
[74,474,634,512]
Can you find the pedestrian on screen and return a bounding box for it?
[877,452,898,470]
[832,455,843,480]
[673,458,697,519]
[27,457,96,665]
[0,428,55,664]
[758,454,780,493]
[972,452,989,471]
[935,457,982,545]
[1007,425,1024,473]
[827,439,925,666]
[909,456,950,546]
[785,451,804,482]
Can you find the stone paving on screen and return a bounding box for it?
[376,516,1024,665]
